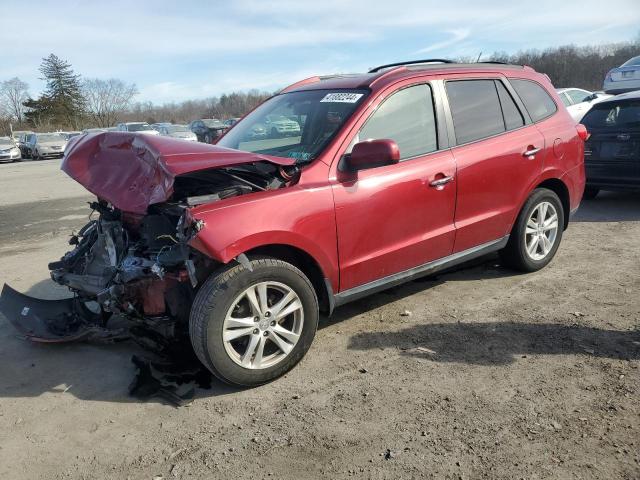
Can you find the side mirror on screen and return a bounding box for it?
[346,139,400,171]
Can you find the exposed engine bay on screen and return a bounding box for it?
[0,161,298,347]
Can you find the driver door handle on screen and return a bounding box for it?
[429,175,454,188]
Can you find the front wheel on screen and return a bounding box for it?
[32,149,39,160]
[189,257,319,386]
[204,133,212,143]
[500,188,564,272]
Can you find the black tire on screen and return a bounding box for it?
[500,188,564,272]
[189,257,319,386]
[32,149,39,161]
[204,133,212,143]
[583,186,599,200]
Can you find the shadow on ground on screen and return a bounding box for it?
[573,191,640,222]
[348,321,640,365]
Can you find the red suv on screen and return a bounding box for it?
[0,60,586,387]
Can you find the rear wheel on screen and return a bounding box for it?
[583,186,599,200]
[189,257,318,386]
[500,188,564,272]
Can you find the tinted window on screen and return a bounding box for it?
[446,80,505,144]
[582,101,640,128]
[496,81,525,130]
[357,84,437,160]
[510,79,557,122]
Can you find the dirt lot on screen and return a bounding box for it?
[0,159,638,480]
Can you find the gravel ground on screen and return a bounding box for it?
[0,160,638,480]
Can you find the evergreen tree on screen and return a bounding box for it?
[30,54,84,128]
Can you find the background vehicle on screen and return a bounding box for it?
[603,56,640,94]
[581,90,640,199]
[556,88,612,122]
[1,61,586,388]
[0,137,21,162]
[224,118,240,127]
[116,122,159,135]
[82,128,108,134]
[16,132,34,158]
[60,131,82,140]
[27,132,67,160]
[189,118,227,143]
[10,130,31,143]
[156,124,198,141]
[264,114,301,137]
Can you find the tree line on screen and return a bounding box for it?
[1,37,639,135]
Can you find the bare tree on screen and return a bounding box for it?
[0,77,29,123]
[82,78,138,127]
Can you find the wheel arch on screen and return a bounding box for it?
[534,178,570,229]
[243,244,334,315]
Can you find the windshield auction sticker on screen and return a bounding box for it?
[320,93,364,103]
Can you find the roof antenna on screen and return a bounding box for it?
[476,51,482,63]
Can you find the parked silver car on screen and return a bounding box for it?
[603,56,640,94]
[0,137,21,163]
[27,133,67,160]
[156,124,198,142]
[116,122,159,135]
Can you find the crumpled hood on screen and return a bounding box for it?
[62,131,294,214]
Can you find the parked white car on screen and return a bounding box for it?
[0,136,21,162]
[156,124,198,142]
[603,56,640,94]
[116,122,159,135]
[556,88,612,123]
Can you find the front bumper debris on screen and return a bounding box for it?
[0,284,127,343]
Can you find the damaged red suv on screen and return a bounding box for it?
[0,60,587,386]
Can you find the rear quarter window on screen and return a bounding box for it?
[510,79,557,122]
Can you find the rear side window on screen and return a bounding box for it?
[510,79,557,122]
[358,84,437,160]
[446,80,505,144]
[495,81,525,130]
[558,92,572,107]
[567,89,590,104]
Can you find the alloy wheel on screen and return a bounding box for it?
[222,281,304,370]
[524,201,559,261]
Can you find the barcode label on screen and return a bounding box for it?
[320,93,364,103]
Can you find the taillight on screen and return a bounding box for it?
[576,124,590,141]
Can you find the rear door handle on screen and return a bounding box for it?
[523,147,541,158]
[429,175,454,188]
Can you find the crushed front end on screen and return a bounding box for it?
[0,132,297,348]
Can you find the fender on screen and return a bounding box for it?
[507,166,571,231]
[187,184,340,291]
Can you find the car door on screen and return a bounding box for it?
[332,82,457,291]
[443,77,545,253]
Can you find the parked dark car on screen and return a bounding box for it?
[0,60,586,387]
[581,90,640,198]
[190,119,227,143]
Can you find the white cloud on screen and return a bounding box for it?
[415,29,471,54]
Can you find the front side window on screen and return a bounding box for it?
[446,79,505,144]
[510,79,557,123]
[218,89,367,163]
[355,84,437,160]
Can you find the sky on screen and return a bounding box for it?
[1,0,639,104]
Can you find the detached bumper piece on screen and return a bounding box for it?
[0,284,127,343]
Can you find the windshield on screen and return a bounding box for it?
[167,125,190,133]
[218,89,368,163]
[128,123,153,132]
[0,137,14,147]
[37,134,65,142]
[621,56,640,67]
[582,101,640,128]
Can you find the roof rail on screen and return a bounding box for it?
[368,59,454,73]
